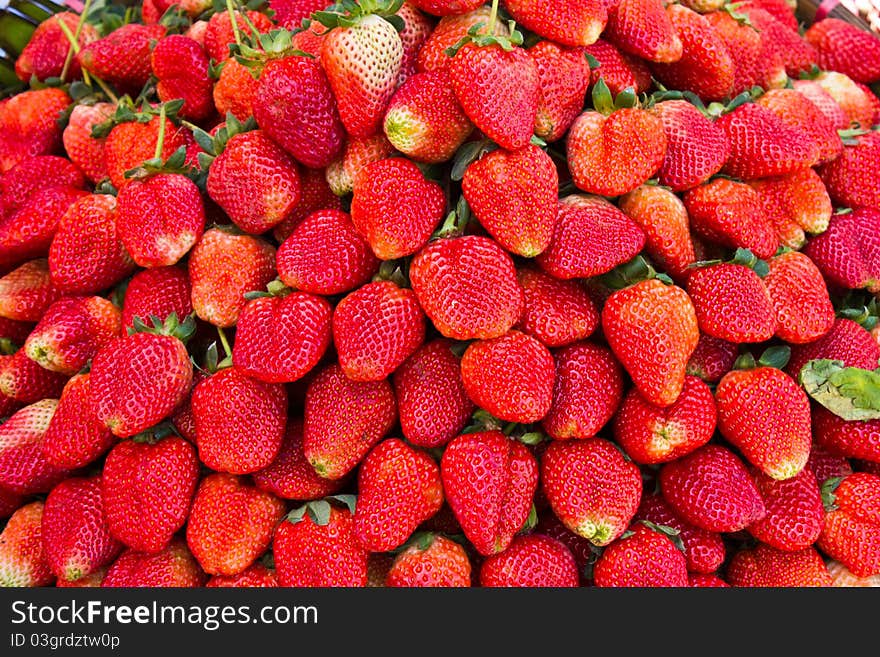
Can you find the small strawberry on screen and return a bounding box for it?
[743,7,817,78]
[818,473,880,578]
[14,12,97,82]
[206,563,278,588]
[0,351,67,404]
[756,89,844,165]
[460,330,555,424]
[0,260,62,322]
[763,251,835,345]
[303,364,397,480]
[584,39,653,95]
[272,168,343,243]
[812,407,880,464]
[77,24,166,94]
[542,438,642,546]
[786,318,880,379]
[636,494,725,574]
[515,269,599,348]
[819,131,880,209]
[102,539,206,587]
[0,186,87,267]
[0,88,69,173]
[203,10,272,62]
[605,0,682,63]
[441,431,538,556]
[0,400,67,495]
[416,6,502,74]
[60,103,111,185]
[805,18,880,84]
[791,79,851,130]
[151,35,213,121]
[480,534,580,587]
[386,533,472,587]
[660,445,766,532]
[528,41,590,143]
[749,468,824,551]
[0,501,53,587]
[594,523,689,587]
[728,544,832,586]
[213,59,259,122]
[41,374,115,470]
[121,266,192,332]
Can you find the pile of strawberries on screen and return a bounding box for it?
[1,0,880,588]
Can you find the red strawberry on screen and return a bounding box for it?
[614,375,716,465]
[303,364,397,480]
[102,539,206,587]
[0,88,69,173]
[660,445,766,532]
[213,58,258,122]
[536,195,646,280]
[808,445,853,484]
[460,330,555,424]
[618,184,695,281]
[48,194,136,295]
[603,278,700,407]
[743,7,817,78]
[0,400,67,495]
[756,89,844,165]
[121,266,192,332]
[206,563,278,588]
[355,438,443,551]
[803,209,880,293]
[528,41,590,143]
[0,260,62,322]
[819,131,880,209]
[684,179,778,259]
[583,39,653,96]
[396,1,433,85]
[393,339,475,448]
[516,269,598,348]
[705,9,785,95]
[593,522,688,587]
[333,281,426,382]
[386,534,472,587]
[188,228,276,328]
[786,319,880,379]
[77,23,165,93]
[203,8,272,59]
[542,342,622,441]
[480,534,579,587]
[690,573,730,587]
[41,374,115,470]
[14,12,97,82]
[102,435,198,553]
[606,0,682,63]
[192,367,286,474]
[502,0,606,46]
[749,468,824,551]
[103,113,189,191]
[254,55,346,169]
[652,99,730,192]
[409,0,485,15]
[384,71,472,163]
[818,473,880,577]
[350,157,446,260]
[0,501,53,587]
[806,18,880,84]
[151,35,213,121]
[542,438,642,545]
[325,134,396,197]
[749,170,833,250]
[728,544,832,586]
[812,407,880,464]
[186,473,285,576]
[410,235,524,340]
[441,431,538,556]
[792,78,851,129]
[763,251,835,345]
[253,420,345,500]
[636,494,725,574]
[88,316,194,438]
[416,6,501,74]
[272,168,343,243]
[0,350,67,403]
[812,71,875,128]
[273,502,368,587]
[0,186,87,266]
[0,155,84,217]
[42,476,122,582]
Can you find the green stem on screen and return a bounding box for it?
[216,326,232,360]
[153,104,167,161]
[487,0,499,35]
[60,0,93,82]
[57,17,118,102]
[226,0,243,47]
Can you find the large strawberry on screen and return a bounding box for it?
[0,399,67,495]
[41,374,115,470]
[77,23,166,93]
[502,0,606,46]
[748,468,824,552]
[805,18,880,84]
[14,12,97,83]
[593,523,689,587]
[727,545,832,587]
[763,251,835,345]
[480,535,580,588]
[102,539,206,587]
[516,269,599,348]
[386,533,472,587]
[818,473,880,578]
[605,0,682,63]
[151,35,213,121]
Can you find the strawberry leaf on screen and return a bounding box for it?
[757,345,790,369]
[327,494,357,514]
[820,476,842,511]
[307,500,332,526]
[799,359,880,421]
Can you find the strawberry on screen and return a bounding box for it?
[749,169,833,250]
[689,574,729,587]
[763,251,835,345]
[727,545,832,587]
[272,168,343,242]
[89,314,194,438]
[396,1,434,85]
[805,18,880,84]
[583,39,653,96]
[786,319,880,379]
[254,55,346,169]
[743,0,798,28]
[603,277,699,408]
[0,351,67,404]
[480,534,579,587]
[121,266,193,332]
[542,438,642,545]
[77,24,166,93]
[827,561,880,587]
[0,260,62,322]
[41,374,115,470]
[660,445,766,532]
[393,339,475,448]
[116,174,205,268]
[0,155,85,217]
[614,375,716,465]
[24,296,120,375]
[635,494,725,574]
[103,113,189,190]
[0,186,87,266]
[704,9,785,94]
[462,145,558,257]
[333,281,426,382]
[594,523,689,587]
[542,342,622,441]
[460,330,555,424]
[409,0,484,15]
[350,158,446,260]
[441,431,538,556]
[743,7,817,78]
[273,501,369,587]
[49,194,135,295]
[232,289,331,384]
[812,407,880,464]
[791,79,851,130]
[536,195,646,280]
[605,0,682,63]
[14,12,97,82]
[618,184,695,281]
[386,534,472,587]
[416,6,503,74]
[355,438,443,551]
[515,269,599,348]
[683,178,777,259]
[303,364,397,480]
[102,539,206,587]
[186,473,285,577]
[188,228,276,328]
[151,35,213,121]
[804,209,880,294]
[206,563,278,588]
[528,41,590,143]
[0,88,69,173]
[502,0,606,46]
[192,367,286,474]
[203,10,272,63]
[818,473,880,577]
[819,131,880,209]
[42,476,122,582]
[650,4,734,102]
[756,89,844,166]
[748,468,824,552]
[318,6,403,138]
[276,209,379,295]
[410,235,524,340]
[808,445,853,484]
[812,71,875,129]
[253,420,345,500]
[325,134,396,197]
[0,501,53,587]
[213,59,259,122]
[0,400,67,495]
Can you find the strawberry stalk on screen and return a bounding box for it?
[225,0,244,47]
[153,104,167,162]
[60,0,93,83]
[56,16,118,103]
[216,326,233,362]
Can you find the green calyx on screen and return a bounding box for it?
[91,97,183,139]
[432,196,472,240]
[821,476,842,512]
[799,359,880,421]
[600,255,673,290]
[639,520,687,554]
[704,87,762,119]
[517,505,539,535]
[444,0,522,57]
[591,79,637,116]
[127,312,197,344]
[286,495,357,527]
[0,338,18,356]
[243,278,293,301]
[722,2,755,28]
[690,248,770,276]
[839,128,869,146]
[733,345,791,371]
[130,420,181,445]
[192,112,257,169]
[372,260,409,288]
[232,28,314,78]
[451,138,496,182]
[838,295,879,332]
[310,0,405,31]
